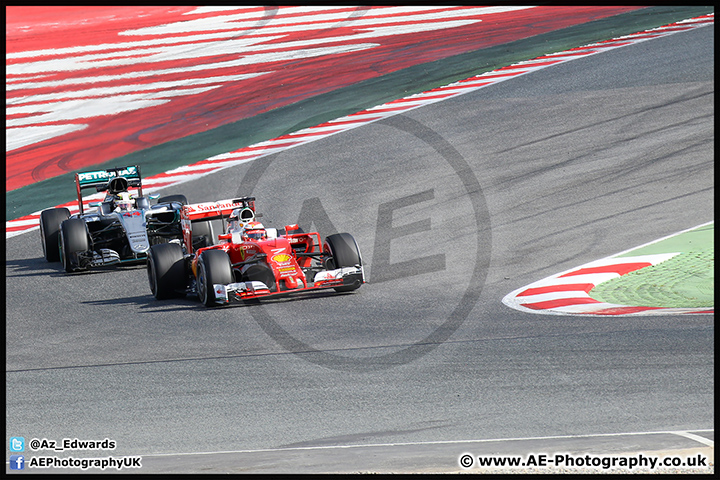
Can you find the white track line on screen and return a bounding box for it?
[136,429,714,458]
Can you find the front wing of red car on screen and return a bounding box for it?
[210,266,364,304]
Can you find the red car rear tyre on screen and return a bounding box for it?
[147,242,186,299]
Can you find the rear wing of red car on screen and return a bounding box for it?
[182,197,255,222]
[74,165,142,214]
[181,197,256,253]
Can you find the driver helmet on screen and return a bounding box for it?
[242,221,266,240]
[227,207,255,233]
[115,192,134,211]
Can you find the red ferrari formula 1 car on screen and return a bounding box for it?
[146,196,365,306]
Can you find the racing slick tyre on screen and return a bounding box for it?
[147,243,186,300]
[39,207,70,262]
[59,218,90,273]
[156,194,188,205]
[197,249,233,307]
[323,233,363,292]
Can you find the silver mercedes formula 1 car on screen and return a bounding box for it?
[39,165,189,273]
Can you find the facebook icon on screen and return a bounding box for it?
[10,455,25,470]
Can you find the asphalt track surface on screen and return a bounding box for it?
[5,24,714,473]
